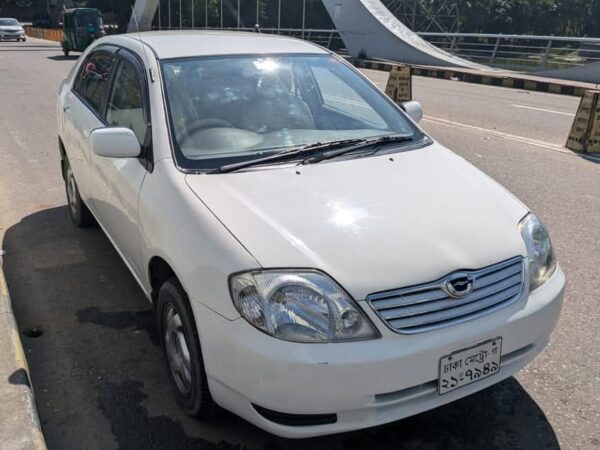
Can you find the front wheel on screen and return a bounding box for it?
[157,278,218,418]
[64,158,95,227]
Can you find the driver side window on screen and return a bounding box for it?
[106,59,147,145]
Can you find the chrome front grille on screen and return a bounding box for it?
[367,257,524,334]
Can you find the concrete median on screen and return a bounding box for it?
[352,58,596,97]
[0,259,46,450]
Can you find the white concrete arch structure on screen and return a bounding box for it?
[320,0,486,68]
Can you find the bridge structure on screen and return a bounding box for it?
[128,0,600,83]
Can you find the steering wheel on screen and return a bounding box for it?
[181,118,236,143]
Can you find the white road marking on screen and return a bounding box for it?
[511,104,575,117]
[423,115,572,154]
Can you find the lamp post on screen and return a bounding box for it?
[302,0,306,39]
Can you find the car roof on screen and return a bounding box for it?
[113,30,329,60]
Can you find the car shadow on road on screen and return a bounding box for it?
[0,49,62,53]
[580,154,600,164]
[2,206,561,450]
[0,44,60,50]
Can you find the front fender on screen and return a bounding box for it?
[139,159,258,320]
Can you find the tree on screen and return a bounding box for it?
[456,0,599,36]
[0,0,14,15]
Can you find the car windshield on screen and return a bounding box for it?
[75,12,102,28]
[161,54,423,171]
[0,19,19,26]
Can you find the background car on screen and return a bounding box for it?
[0,18,26,41]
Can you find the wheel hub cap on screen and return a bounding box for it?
[66,168,77,216]
[164,304,192,395]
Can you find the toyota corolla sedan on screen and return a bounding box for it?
[57,31,564,438]
[0,18,26,41]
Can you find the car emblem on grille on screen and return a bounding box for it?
[444,273,474,298]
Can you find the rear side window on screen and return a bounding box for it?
[75,52,115,114]
[106,60,147,144]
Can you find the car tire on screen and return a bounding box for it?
[64,158,95,227]
[157,277,218,419]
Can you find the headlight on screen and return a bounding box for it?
[230,270,380,343]
[519,214,556,291]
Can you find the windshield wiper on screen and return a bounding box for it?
[301,134,415,165]
[211,138,366,173]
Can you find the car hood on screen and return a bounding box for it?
[0,26,23,31]
[185,143,529,300]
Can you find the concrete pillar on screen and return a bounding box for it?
[128,0,160,32]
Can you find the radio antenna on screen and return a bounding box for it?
[131,5,156,83]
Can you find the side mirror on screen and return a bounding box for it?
[401,101,423,123]
[90,127,141,158]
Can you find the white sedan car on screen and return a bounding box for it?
[57,31,564,438]
[0,18,26,41]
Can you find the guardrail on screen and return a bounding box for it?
[24,26,64,42]
[418,33,600,70]
[153,27,599,72]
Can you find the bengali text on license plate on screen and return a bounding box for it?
[438,337,502,395]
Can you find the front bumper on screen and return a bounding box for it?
[0,32,25,39]
[193,266,565,438]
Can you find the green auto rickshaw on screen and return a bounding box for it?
[61,8,105,57]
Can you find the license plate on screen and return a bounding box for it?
[438,337,502,395]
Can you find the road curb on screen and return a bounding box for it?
[0,260,47,450]
[352,58,591,97]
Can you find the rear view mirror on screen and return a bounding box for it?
[90,127,141,158]
[401,101,423,123]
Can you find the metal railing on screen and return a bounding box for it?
[150,23,600,72]
[418,32,600,70]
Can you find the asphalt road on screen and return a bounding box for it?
[0,38,599,450]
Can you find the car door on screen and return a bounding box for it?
[89,49,152,279]
[65,47,117,206]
